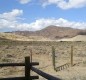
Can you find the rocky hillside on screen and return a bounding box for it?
[12,25,86,39]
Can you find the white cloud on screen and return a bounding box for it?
[0,9,23,29]
[27,18,86,30]
[42,0,86,9]
[19,0,31,4]
[0,9,23,21]
[0,9,86,31]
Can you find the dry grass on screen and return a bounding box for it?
[0,32,51,41]
[0,41,86,80]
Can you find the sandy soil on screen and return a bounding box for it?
[58,35,86,41]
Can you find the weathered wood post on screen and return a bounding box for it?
[30,49,32,62]
[70,46,73,67]
[52,46,56,70]
[25,56,31,80]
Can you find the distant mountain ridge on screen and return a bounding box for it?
[12,25,86,39]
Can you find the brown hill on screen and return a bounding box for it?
[12,25,86,39]
[0,32,30,41]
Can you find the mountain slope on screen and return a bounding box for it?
[0,32,30,41]
[12,26,86,39]
[0,32,51,41]
[58,35,86,41]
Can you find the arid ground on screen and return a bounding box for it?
[0,41,86,80]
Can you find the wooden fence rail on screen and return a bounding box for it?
[31,66,61,80]
[0,62,39,67]
[0,56,61,80]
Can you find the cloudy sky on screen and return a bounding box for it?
[0,0,86,32]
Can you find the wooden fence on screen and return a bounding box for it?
[0,56,61,80]
[55,63,70,71]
